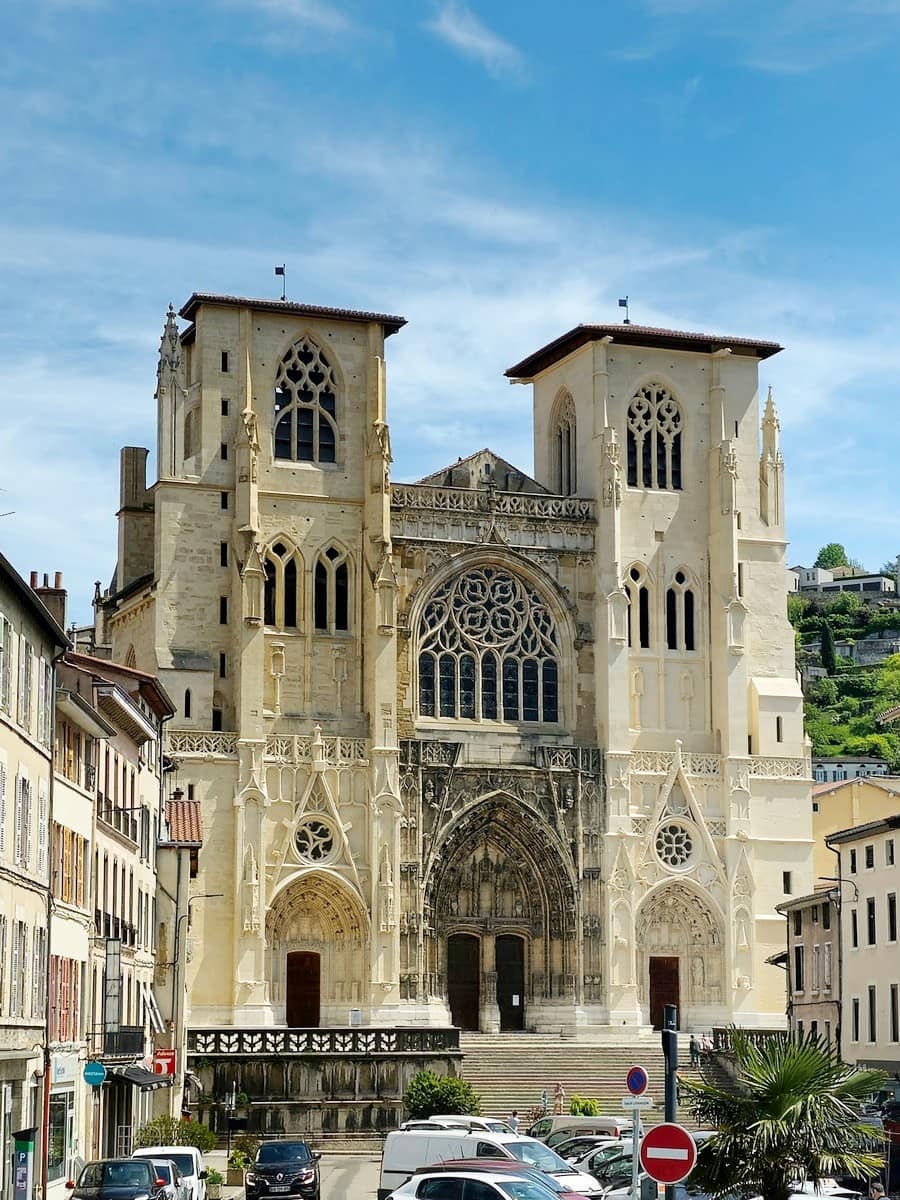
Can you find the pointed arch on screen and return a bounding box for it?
[272,333,340,464]
[550,388,577,495]
[665,566,699,653]
[267,868,370,942]
[626,381,682,490]
[624,562,652,650]
[313,542,351,633]
[263,537,303,630]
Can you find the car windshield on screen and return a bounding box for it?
[505,1142,572,1174]
[499,1183,560,1200]
[80,1163,151,1188]
[257,1144,311,1165]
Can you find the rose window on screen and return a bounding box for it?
[656,822,694,869]
[295,818,336,862]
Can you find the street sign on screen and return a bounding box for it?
[621,1096,654,1109]
[627,1064,649,1096]
[83,1061,107,1087]
[639,1123,697,1186]
[153,1049,176,1076]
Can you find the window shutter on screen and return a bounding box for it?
[32,930,42,1018]
[0,755,7,856]
[10,924,20,1016]
[63,829,73,903]
[38,658,45,744]
[0,615,5,709]
[38,780,48,879]
[24,781,33,869]
[0,916,7,1015]
[14,776,23,866]
[17,642,25,727]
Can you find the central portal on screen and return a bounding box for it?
[649,955,679,1029]
[286,951,321,1027]
[496,935,525,1030]
[447,934,480,1030]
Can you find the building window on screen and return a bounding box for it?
[793,910,802,936]
[867,896,876,944]
[183,689,191,719]
[211,708,223,732]
[551,391,576,495]
[626,383,682,490]
[47,1089,75,1183]
[793,944,804,992]
[273,336,338,464]
[888,892,897,943]
[850,848,857,874]
[868,985,877,1042]
[314,547,350,633]
[220,491,228,510]
[891,983,899,1043]
[822,901,831,930]
[851,996,860,1042]
[887,838,895,867]
[183,407,197,458]
[851,908,858,948]
[264,542,301,630]
[865,844,875,869]
[219,597,228,624]
[823,941,832,988]
[219,653,226,679]
[776,715,784,743]
[220,442,228,461]
[812,944,820,992]
[221,350,229,372]
[220,542,228,568]
[665,571,696,652]
[625,565,651,649]
[418,566,560,724]
[221,398,229,416]
[783,871,792,895]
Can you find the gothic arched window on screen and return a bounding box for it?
[418,566,560,723]
[314,546,350,632]
[263,541,301,630]
[665,569,696,652]
[626,383,682,490]
[551,391,577,495]
[273,337,338,464]
[624,565,651,649]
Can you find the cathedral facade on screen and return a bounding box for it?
[96,293,811,1038]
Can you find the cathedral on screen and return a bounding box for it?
[95,292,812,1040]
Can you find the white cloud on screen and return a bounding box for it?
[425,2,526,80]
[220,0,352,34]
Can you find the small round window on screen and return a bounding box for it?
[295,818,336,863]
[656,822,694,869]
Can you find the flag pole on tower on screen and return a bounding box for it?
[275,264,286,301]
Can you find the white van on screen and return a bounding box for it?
[132,1148,206,1200]
[528,1114,623,1144]
[378,1129,604,1200]
[399,1116,513,1134]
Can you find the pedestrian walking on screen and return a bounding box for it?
[689,1034,700,1068]
[869,1183,885,1200]
[554,1081,565,1115]
[508,1110,519,1133]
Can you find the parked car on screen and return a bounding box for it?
[400,1117,513,1134]
[569,1143,635,1178]
[140,1160,190,1200]
[387,1168,560,1198]
[68,1159,169,1200]
[132,1149,207,1200]
[415,1159,595,1197]
[553,1137,624,1164]
[528,1118,623,1145]
[245,1139,320,1200]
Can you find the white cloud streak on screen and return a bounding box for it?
[425,2,526,79]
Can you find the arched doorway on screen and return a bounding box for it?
[425,793,578,1032]
[266,870,369,1026]
[636,883,724,1029]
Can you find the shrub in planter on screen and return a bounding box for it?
[134,1115,216,1153]
[206,1169,223,1199]
[569,1095,600,1116]
[404,1069,481,1118]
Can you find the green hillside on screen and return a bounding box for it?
[789,591,900,768]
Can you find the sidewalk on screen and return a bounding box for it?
[204,1149,243,1200]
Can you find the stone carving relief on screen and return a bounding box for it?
[636,883,723,1006]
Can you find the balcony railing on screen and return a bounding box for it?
[90,1025,145,1057]
[188,1027,461,1057]
[97,800,139,843]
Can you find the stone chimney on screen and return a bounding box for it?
[33,570,67,629]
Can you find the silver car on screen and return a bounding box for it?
[142,1160,190,1200]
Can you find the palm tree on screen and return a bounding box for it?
[678,1030,886,1200]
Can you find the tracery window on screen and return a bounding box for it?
[665,570,696,652]
[314,546,349,632]
[551,391,577,495]
[624,565,651,649]
[626,383,682,490]
[418,566,559,723]
[263,541,301,629]
[273,337,338,464]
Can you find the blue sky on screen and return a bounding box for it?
[2,0,899,622]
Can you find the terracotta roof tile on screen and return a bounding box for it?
[178,292,406,334]
[164,799,203,845]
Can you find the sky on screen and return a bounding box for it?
[2,0,900,623]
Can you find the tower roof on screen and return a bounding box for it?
[505,323,783,380]
[178,292,407,335]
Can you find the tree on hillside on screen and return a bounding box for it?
[679,1030,886,1200]
[820,620,837,675]
[814,543,851,569]
[878,557,899,578]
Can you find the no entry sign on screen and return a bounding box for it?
[640,1122,697,1185]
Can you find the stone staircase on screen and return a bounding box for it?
[458,1032,707,1126]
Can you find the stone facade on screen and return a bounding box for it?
[95,295,813,1041]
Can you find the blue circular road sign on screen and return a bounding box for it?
[83,1061,107,1087]
[626,1064,649,1096]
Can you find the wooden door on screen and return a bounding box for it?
[496,935,525,1031]
[286,951,321,1027]
[447,934,480,1030]
[649,956,680,1029]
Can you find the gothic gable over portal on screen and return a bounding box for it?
[417,448,549,494]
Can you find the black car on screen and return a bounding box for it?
[68,1159,168,1200]
[245,1141,320,1200]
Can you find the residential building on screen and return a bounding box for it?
[0,557,68,1199]
[776,888,839,1048]
[790,566,897,598]
[826,815,900,1073]
[812,757,890,785]
[812,775,900,883]
[87,299,811,1128]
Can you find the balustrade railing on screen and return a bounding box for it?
[264,735,368,765]
[188,1026,460,1056]
[391,484,595,523]
[90,1025,145,1057]
[166,730,239,757]
[711,1026,785,1053]
[628,751,807,779]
